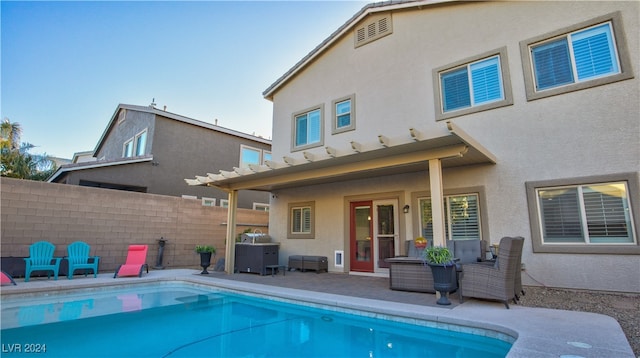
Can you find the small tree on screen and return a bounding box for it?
[1,118,57,180]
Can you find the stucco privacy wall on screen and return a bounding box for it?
[0,178,268,273]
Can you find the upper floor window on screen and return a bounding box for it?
[332,95,355,134]
[520,12,633,101]
[123,139,134,158]
[240,145,270,169]
[292,105,323,151]
[434,47,513,121]
[240,146,260,168]
[135,130,147,156]
[532,23,619,91]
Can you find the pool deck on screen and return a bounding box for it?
[1,269,634,358]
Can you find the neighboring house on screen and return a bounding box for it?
[50,104,271,210]
[188,1,639,292]
[71,150,96,164]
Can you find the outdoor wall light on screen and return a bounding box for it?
[403,205,410,213]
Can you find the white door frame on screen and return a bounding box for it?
[372,199,399,273]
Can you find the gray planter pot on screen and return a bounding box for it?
[428,263,456,305]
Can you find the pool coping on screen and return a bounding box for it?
[1,269,634,358]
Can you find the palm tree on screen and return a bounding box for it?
[1,118,56,180]
[1,118,22,151]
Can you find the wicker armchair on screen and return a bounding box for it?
[459,236,524,308]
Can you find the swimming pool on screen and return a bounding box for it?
[1,282,512,357]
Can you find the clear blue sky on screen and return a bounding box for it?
[1,0,367,159]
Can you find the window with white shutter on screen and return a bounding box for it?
[536,182,635,244]
[419,194,482,241]
[433,47,513,121]
[288,202,315,239]
[520,12,633,101]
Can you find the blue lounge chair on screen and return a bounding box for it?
[66,241,100,279]
[24,241,61,282]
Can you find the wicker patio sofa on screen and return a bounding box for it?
[387,239,487,294]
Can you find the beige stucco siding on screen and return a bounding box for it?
[267,1,639,292]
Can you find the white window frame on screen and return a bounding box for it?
[202,197,216,207]
[239,145,271,169]
[332,94,355,134]
[292,105,324,152]
[134,129,147,156]
[535,183,636,245]
[520,11,633,101]
[433,47,513,121]
[220,199,229,208]
[253,203,270,212]
[123,139,134,158]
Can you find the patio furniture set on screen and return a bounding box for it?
[387,236,525,308]
[4,241,149,283]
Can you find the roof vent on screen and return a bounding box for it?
[355,13,393,48]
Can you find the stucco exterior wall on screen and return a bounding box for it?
[267,1,639,292]
[151,115,271,208]
[96,110,155,159]
[0,178,268,275]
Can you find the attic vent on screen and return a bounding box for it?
[354,13,393,48]
[118,109,126,124]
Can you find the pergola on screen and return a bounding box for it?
[186,121,496,274]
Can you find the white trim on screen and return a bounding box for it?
[202,197,216,207]
[47,156,154,183]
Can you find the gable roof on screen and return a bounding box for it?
[47,155,154,183]
[93,104,271,155]
[262,0,452,100]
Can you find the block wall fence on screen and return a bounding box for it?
[0,177,268,274]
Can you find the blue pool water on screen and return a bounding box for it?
[1,283,512,357]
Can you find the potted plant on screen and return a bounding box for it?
[424,245,456,305]
[195,245,216,274]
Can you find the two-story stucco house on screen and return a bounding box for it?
[189,0,639,292]
[50,103,271,210]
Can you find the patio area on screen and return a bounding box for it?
[1,268,635,358]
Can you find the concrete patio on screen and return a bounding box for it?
[0,269,634,358]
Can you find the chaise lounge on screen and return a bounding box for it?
[114,245,149,278]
